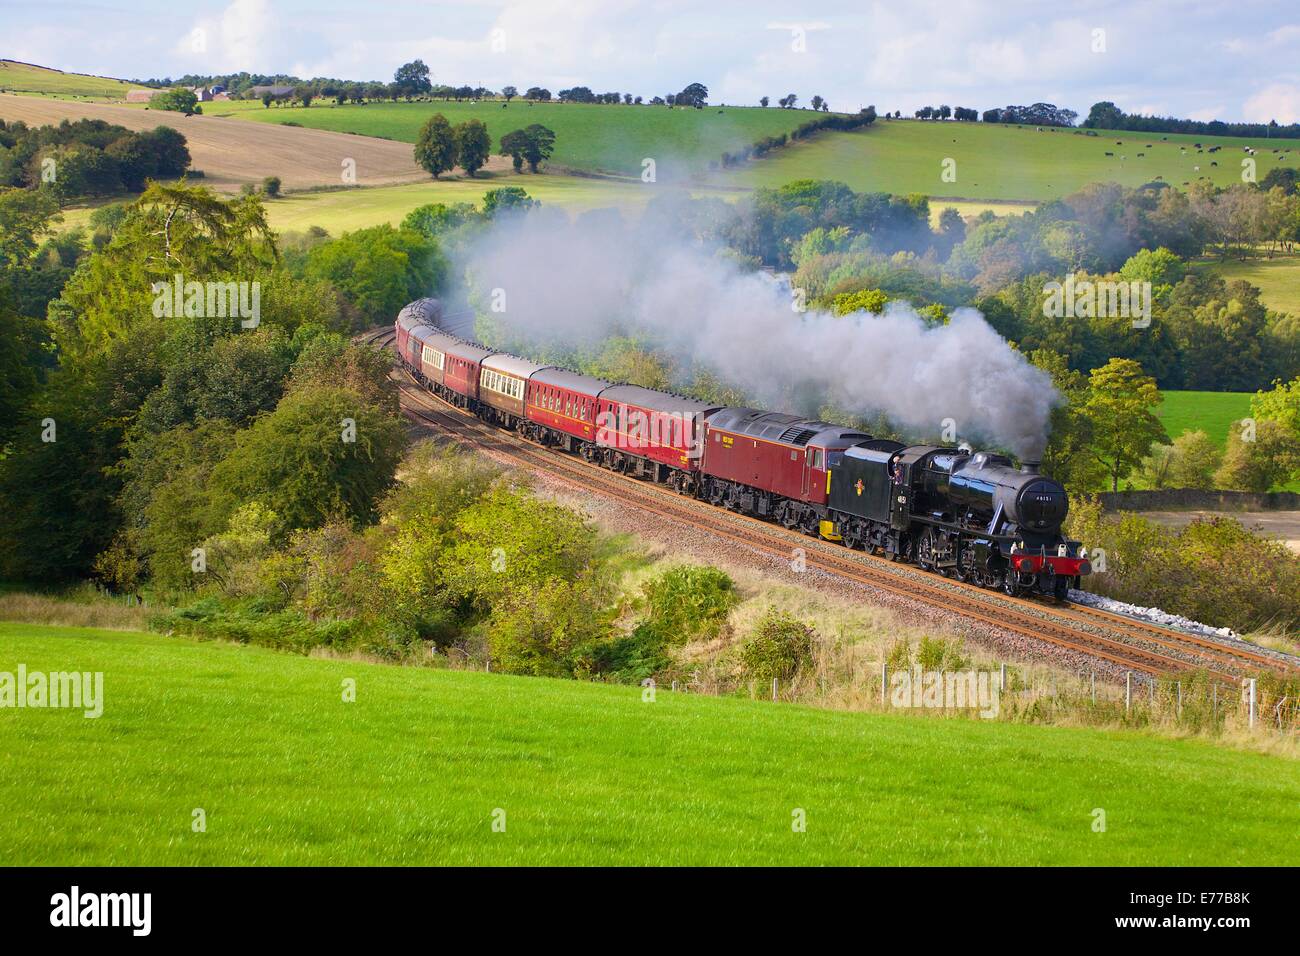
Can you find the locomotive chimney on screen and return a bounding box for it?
[1020,460,1041,474]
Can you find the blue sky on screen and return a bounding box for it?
[5,0,1300,123]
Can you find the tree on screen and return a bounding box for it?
[499,124,556,173]
[401,201,477,237]
[1252,376,1300,441]
[524,87,550,101]
[209,385,407,541]
[1137,430,1221,489]
[262,175,282,197]
[393,60,432,95]
[1083,101,1125,130]
[153,88,201,115]
[760,96,769,107]
[811,95,824,112]
[413,113,458,178]
[1118,247,1185,300]
[1215,419,1299,491]
[483,187,537,217]
[294,85,314,108]
[1082,358,1169,491]
[1026,349,1106,490]
[303,224,447,324]
[677,82,708,108]
[454,119,491,177]
[502,85,517,102]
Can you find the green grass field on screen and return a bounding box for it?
[58,179,1027,237]
[260,177,733,233]
[723,120,1300,201]
[0,60,143,99]
[1155,390,1254,448]
[1209,255,1300,316]
[1,622,1295,865]
[202,98,825,179]
[205,102,1300,201]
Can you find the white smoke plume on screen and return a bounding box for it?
[454,208,1059,457]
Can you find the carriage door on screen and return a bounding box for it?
[803,447,823,498]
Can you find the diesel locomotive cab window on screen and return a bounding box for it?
[811,449,824,469]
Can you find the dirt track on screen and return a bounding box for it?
[1140,510,1300,554]
[0,94,507,191]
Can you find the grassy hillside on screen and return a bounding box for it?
[1,622,1296,865]
[1209,255,1300,316]
[203,98,827,179]
[722,120,1300,201]
[1155,390,1253,447]
[0,59,143,99]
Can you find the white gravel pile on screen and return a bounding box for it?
[1067,589,1240,641]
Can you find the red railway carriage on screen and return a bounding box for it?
[411,327,462,389]
[441,341,495,404]
[595,385,721,473]
[701,408,872,528]
[479,354,551,423]
[526,367,610,444]
[395,298,444,372]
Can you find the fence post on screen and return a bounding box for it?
[1213,683,1217,722]
[1000,662,1006,693]
[772,678,778,701]
[1125,672,1131,713]
[671,680,678,692]
[1277,697,1288,730]
[485,660,490,673]
[1248,678,1257,729]
[1176,681,1182,719]
[1090,671,1096,704]
[881,663,887,703]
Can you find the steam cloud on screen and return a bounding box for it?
[454,209,1059,457]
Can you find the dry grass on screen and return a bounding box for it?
[0,93,454,192]
[0,590,150,631]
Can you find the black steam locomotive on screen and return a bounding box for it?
[827,444,1089,599]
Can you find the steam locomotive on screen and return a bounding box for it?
[395,299,1090,599]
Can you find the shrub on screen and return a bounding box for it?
[262,175,282,197]
[740,607,815,685]
[916,635,969,671]
[1067,496,1300,633]
[640,564,738,644]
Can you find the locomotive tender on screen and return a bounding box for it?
[395,299,1090,599]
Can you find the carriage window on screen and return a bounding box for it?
[827,452,843,467]
[811,449,824,469]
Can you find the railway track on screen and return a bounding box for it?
[362,326,1299,683]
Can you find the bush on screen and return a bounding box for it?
[916,635,969,671]
[572,623,672,683]
[262,176,282,197]
[1067,496,1300,633]
[640,564,738,644]
[740,607,815,685]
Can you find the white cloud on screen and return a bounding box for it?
[178,0,275,73]
[1243,83,1300,124]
